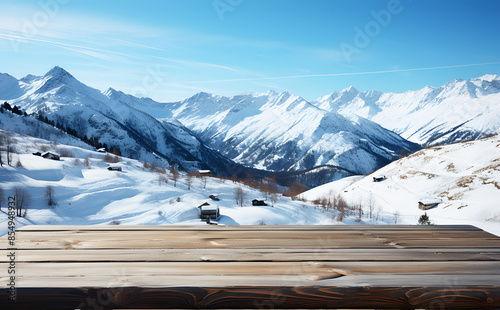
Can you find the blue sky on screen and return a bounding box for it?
[1,0,500,102]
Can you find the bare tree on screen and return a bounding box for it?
[368,194,375,220]
[45,185,55,207]
[270,192,279,207]
[186,175,192,190]
[170,164,179,187]
[335,195,349,222]
[14,187,31,217]
[0,132,4,167]
[235,187,245,207]
[355,201,363,222]
[84,155,91,167]
[6,138,14,166]
[284,182,308,198]
[374,206,381,222]
[201,175,207,189]
[0,187,4,211]
[394,210,400,225]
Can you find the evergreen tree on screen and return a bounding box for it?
[418,212,432,225]
[12,105,22,115]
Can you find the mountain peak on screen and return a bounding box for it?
[190,92,214,101]
[264,89,279,97]
[44,66,74,79]
[0,72,18,84]
[103,87,121,97]
[342,85,359,93]
[476,74,500,82]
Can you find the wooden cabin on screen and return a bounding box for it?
[252,199,268,206]
[373,175,385,182]
[97,148,106,153]
[107,166,122,171]
[198,170,211,177]
[41,152,60,160]
[198,203,220,220]
[209,194,220,201]
[418,198,441,210]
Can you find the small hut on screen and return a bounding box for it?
[373,175,385,182]
[199,170,211,177]
[418,198,441,210]
[252,199,268,206]
[41,152,60,160]
[209,194,220,201]
[198,203,220,220]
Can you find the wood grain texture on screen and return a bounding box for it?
[12,229,500,250]
[2,248,500,262]
[0,286,499,309]
[1,225,499,309]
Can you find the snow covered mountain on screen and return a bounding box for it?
[0,67,237,175]
[158,91,418,174]
[301,135,500,236]
[314,75,500,145]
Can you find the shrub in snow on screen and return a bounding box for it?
[58,148,74,157]
[83,156,91,167]
[158,174,168,185]
[40,144,49,152]
[103,153,120,163]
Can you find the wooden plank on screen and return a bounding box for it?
[10,230,500,250]
[3,248,500,262]
[14,228,496,239]
[16,224,485,231]
[2,272,500,287]
[1,261,499,279]
[1,285,500,309]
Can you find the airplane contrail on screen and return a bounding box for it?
[186,62,500,84]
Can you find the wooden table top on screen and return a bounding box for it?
[1,224,500,309]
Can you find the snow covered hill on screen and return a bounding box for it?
[0,67,236,175]
[0,131,336,237]
[301,135,500,236]
[158,91,418,174]
[314,75,500,145]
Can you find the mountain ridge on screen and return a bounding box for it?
[2,67,498,186]
[0,67,240,176]
[313,74,500,144]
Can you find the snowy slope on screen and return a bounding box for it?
[158,91,417,174]
[301,135,500,236]
[314,75,500,145]
[0,67,236,174]
[0,131,337,237]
